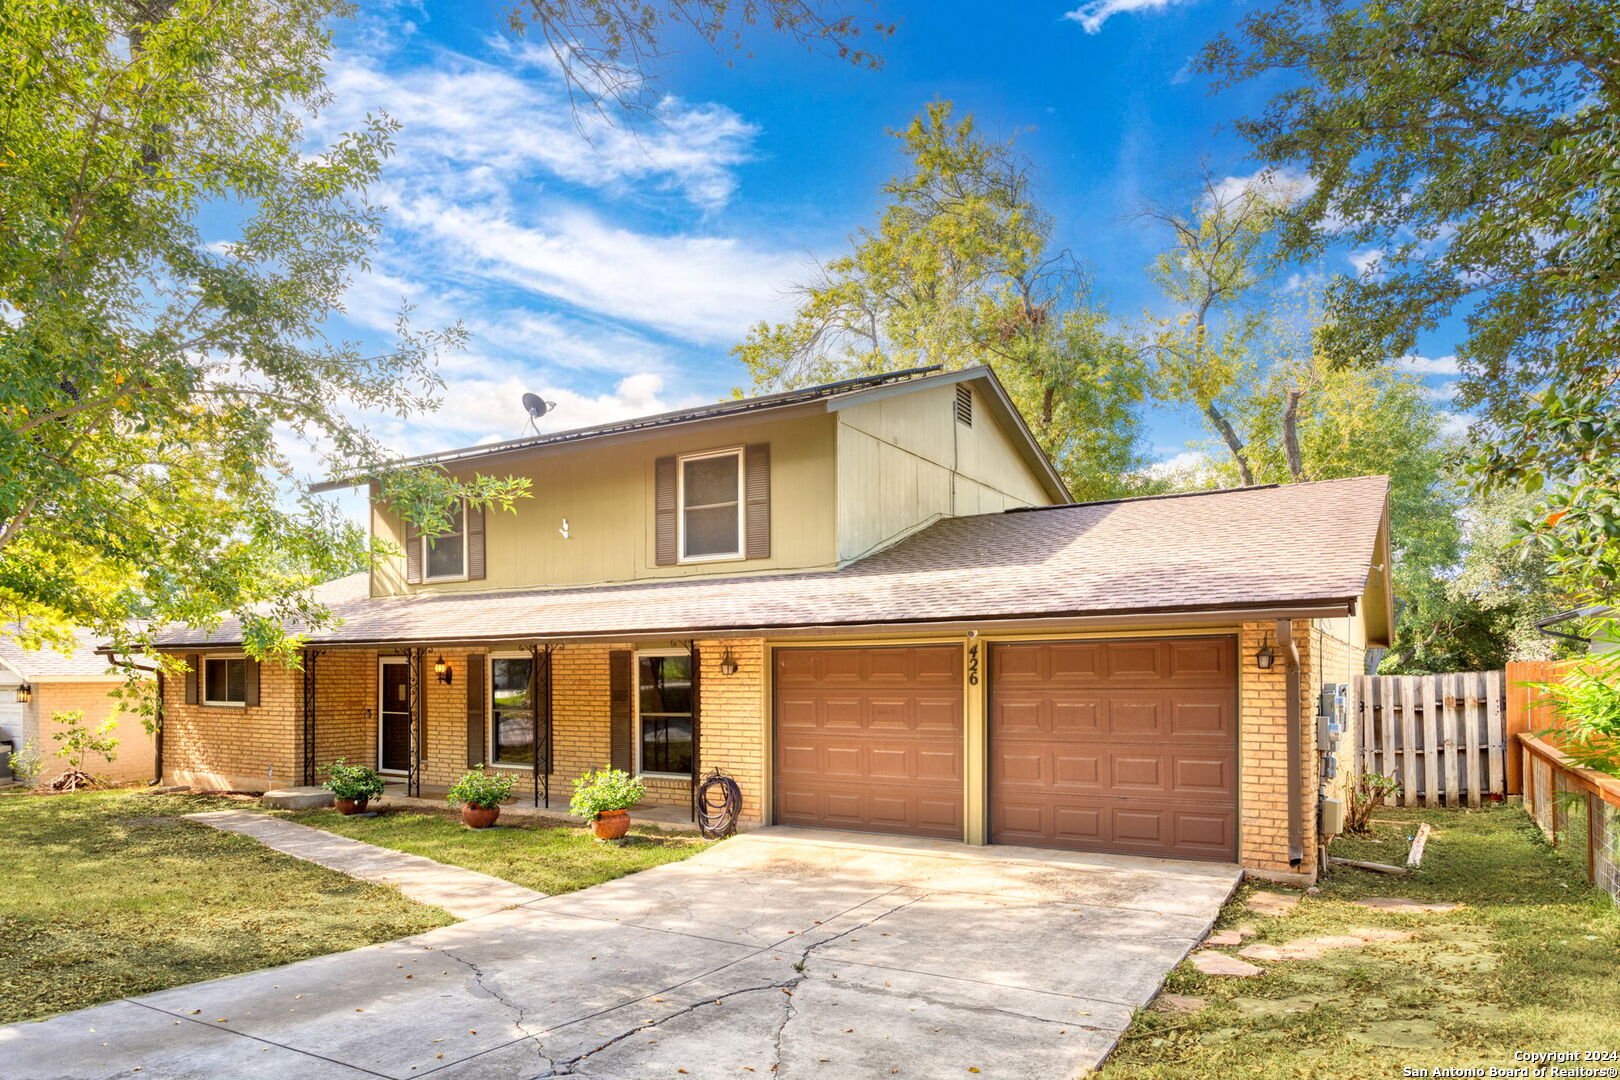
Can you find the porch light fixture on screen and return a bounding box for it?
[1255,645,1276,671]
[15,683,31,704]
[718,648,739,676]
[434,655,452,685]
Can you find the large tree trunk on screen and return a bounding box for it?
[1282,388,1308,482]
[1203,403,1255,486]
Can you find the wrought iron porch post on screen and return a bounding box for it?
[408,647,423,798]
[529,644,541,808]
[543,645,555,808]
[301,648,320,787]
[688,640,701,822]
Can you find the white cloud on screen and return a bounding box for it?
[1348,248,1385,278]
[1436,412,1472,439]
[398,199,804,344]
[1064,0,1197,34]
[1208,167,1317,209]
[1420,382,1458,403]
[1395,353,1461,376]
[1140,450,1224,486]
[322,46,758,211]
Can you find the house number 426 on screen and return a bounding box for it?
[967,643,980,686]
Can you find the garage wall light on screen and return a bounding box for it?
[15,683,31,704]
[1255,646,1276,671]
[433,655,453,685]
[718,648,739,676]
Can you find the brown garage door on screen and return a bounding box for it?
[991,637,1237,860]
[774,645,964,839]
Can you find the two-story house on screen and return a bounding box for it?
[152,366,1392,881]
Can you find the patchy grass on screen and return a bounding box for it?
[281,803,711,896]
[0,788,452,1025]
[1104,803,1620,1079]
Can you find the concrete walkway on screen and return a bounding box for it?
[186,810,547,919]
[0,827,1241,1080]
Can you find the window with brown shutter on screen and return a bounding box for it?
[404,515,423,584]
[184,654,200,705]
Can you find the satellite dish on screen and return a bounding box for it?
[521,392,558,435]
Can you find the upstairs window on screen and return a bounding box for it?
[678,449,742,561]
[423,501,467,581]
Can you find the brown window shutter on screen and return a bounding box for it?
[654,456,678,565]
[465,653,486,767]
[609,649,633,772]
[243,658,260,707]
[466,502,486,581]
[745,443,770,559]
[404,515,423,585]
[184,654,199,705]
[535,650,551,773]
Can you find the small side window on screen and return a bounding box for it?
[423,501,467,581]
[203,657,247,706]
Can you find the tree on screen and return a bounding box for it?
[506,1,891,119]
[1381,488,1581,674]
[1201,0,1620,594]
[0,1,528,673]
[1136,171,1292,486]
[734,102,1155,501]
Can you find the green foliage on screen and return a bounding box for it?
[0,1,529,686]
[1382,487,1579,673]
[734,101,1155,502]
[505,1,889,118]
[569,768,645,819]
[8,738,42,784]
[1201,0,1620,594]
[321,758,384,802]
[1344,772,1400,834]
[48,710,119,775]
[447,765,516,809]
[1526,620,1620,777]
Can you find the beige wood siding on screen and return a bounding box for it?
[372,413,839,596]
[834,382,1055,563]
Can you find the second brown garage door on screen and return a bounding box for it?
[774,645,963,839]
[990,638,1238,860]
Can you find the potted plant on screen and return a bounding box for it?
[448,765,516,828]
[323,758,384,815]
[570,768,645,840]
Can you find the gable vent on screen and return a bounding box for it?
[954,383,973,426]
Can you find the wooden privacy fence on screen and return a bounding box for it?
[1521,733,1620,907]
[1353,671,1508,806]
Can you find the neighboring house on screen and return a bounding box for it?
[0,628,155,784]
[150,366,1392,882]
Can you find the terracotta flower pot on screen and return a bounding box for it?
[463,804,501,829]
[334,797,369,815]
[592,809,631,840]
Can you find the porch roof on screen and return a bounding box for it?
[153,475,1391,649]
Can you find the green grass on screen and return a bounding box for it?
[1104,803,1620,1079]
[0,789,453,1025]
[280,804,711,895]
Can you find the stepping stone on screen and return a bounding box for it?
[1245,890,1300,917]
[1233,993,1325,1017]
[1204,928,1246,946]
[1238,928,1412,962]
[1190,950,1265,977]
[1348,1019,1445,1050]
[1352,897,1462,913]
[260,786,333,810]
[1152,994,1207,1015]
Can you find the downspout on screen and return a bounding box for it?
[1277,618,1304,867]
[152,670,165,786]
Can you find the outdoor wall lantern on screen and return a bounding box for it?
[718,648,739,676]
[434,656,452,685]
[1255,645,1276,671]
[15,683,31,704]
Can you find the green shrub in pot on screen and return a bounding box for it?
[569,768,645,820]
[447,766,516,810]
[322,758,384,802]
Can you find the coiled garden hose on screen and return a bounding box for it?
[695,769,743,839]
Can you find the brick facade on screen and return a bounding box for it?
[16,680,156,785]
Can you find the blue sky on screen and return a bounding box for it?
[309,0,1463,494]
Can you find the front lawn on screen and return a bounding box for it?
[1104,804,1620,1079]
[0,789,453,1025]
[281,803,711,895]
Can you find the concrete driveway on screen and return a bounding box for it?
[0,828,1239,1080]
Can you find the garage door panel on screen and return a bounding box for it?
[775,646,964,840]
[990,638,1237,861]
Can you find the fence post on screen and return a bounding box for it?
[1504,660,1553,795]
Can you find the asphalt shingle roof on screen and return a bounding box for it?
[153,475,1390,649]
[0,627,120,681]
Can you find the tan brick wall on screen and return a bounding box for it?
[1238,621,1320,879]
[161,658,302,791]
[29,681,155,784]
